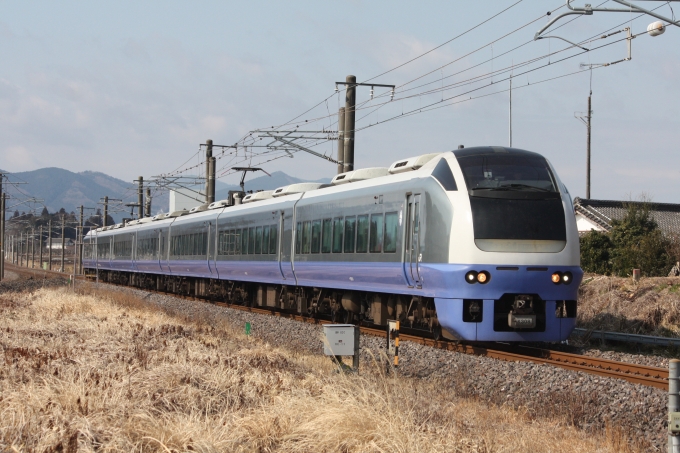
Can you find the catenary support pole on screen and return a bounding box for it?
[137,177,144,219]
[31,228,35,268]
[343,75,356,173]
[19,232,23,267]
[670,359,680,453]
[0,193,4,280]
[48,220,52,270]
[103,196,109,228]
[337,107,345,174]
[205,139,213,202]
[586,93,592,199]
[207,157,216,204]
[509,77,513,148]
[60,216,65,272]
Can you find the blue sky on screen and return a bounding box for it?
[1,1,678,202]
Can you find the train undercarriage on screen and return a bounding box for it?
[87,269,443,339]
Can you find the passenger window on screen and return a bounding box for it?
[384,212,398,253]
[248,227,255,254]
[296,222,302,254]
[311,220,321,254]
[269,225,278,254]
[255,226,263,254]
[321,219,332,253]
[235,229,241,255]
[302,221,311,254]
[356,215,369,253]
[241,228,249,255]
[344,217,356,253]
[263,226,270,255]
[370,214,384,253]
[332,218,343,253]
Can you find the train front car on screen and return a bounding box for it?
[433,146,582,342]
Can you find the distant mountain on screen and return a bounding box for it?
[1,167,329,221]
[214,171,331,201]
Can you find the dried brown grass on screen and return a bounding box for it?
[0,286,642,452]
[578,274,680,337]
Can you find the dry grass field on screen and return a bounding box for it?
[578,275,680,337]
[1,286,643,452]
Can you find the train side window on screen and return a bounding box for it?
[263,226,270,254]
[311,220,321,254]
[302,221,311,254]
[248,227,255,254]
[296,222,302,254]
[255,226,263,254]
[241,228,249,255]
[384,212,398,253]
[235,229,241,255]
[218,230,226,255]
[356,215,369,253]
[269,225,278,254]
[369,214,384,253]
[332,217,343,253]
[321,218,332,253]
[344,217,356,253]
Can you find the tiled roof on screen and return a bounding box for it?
[574,198,680,236]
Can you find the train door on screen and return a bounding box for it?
[278,211,286,280]
[403,193,423,288]
[207,222,215,276]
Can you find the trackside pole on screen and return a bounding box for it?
[669,359,680,453]
[387,320,400,372]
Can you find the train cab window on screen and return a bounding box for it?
[263,226,270,254]
[332,218,343,253]
[344,217,356,253]
[431,158,458,191]
[248,227,256,254]
[241,228,249,255]
[255,226,263,254]
[269,225,278,254]
[356,215,369,253]
[321,219,332,253]
[296,222,302,254]
[311,220,321,254]
[384,212,398,253]
[369,214,384,253]
[302,221,311,254]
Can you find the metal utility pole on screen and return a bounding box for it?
[205,139,214,203]
[19,232,23,267]
[103,196,109,227]
[145,188,152,217]
[337,107,345,174]
[509,76,513,148]
[48,219,52,270]
[39,225,43,270]
[31,228,35,268]
[60,216,65,272]
[343,75,356,173]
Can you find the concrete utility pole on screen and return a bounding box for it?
[145,188,152,217]
[103,196,109,227]
[31,228,35,268]
[136,177,144,219]
[586,93,592,199]
[78,206,84,274]
[205,139,214,203]
[48,220,52,271]
[19,232,23,267]
[39,225,43,271]
[60,216,65,272]
[343,76,356,173]
[337,107,345,174]
[0,193,5,281]
[509,76,513,148]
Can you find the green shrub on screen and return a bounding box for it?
[580,230,612,275]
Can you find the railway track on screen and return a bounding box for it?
[2,263,669,390]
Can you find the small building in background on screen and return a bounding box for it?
[169,186,204,213]
[574,198,680,236]
[45,238,75,249]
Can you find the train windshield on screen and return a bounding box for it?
[457,154,557,193]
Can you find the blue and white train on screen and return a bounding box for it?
[83,146,583,342]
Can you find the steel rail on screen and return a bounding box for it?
[3,263,668,390]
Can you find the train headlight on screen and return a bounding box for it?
[551,272,562,284]
[477,271,490,284]
[465,271,478,284]
[562,272,573,284]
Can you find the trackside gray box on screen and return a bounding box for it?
[323,324,357,356]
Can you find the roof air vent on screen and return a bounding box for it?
[388,153,440,174]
